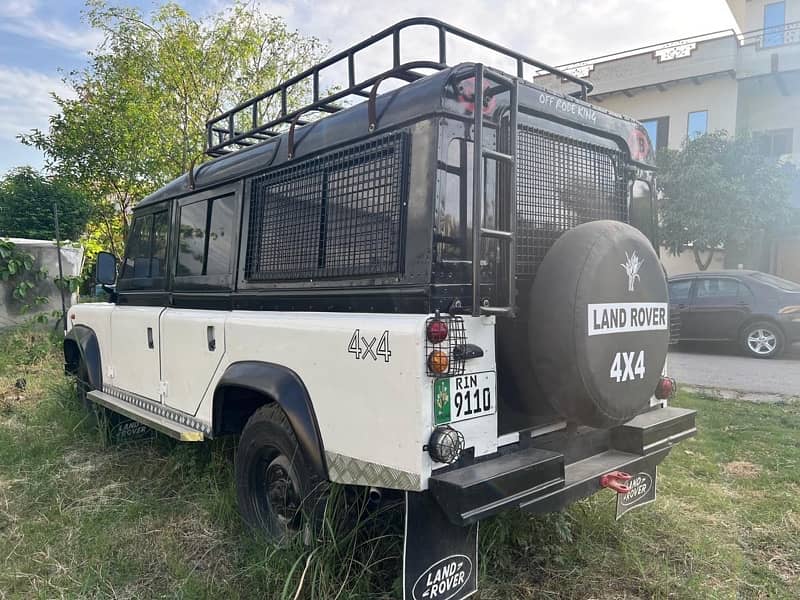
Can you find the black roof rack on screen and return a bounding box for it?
[204,17,593,158]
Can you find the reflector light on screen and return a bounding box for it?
[427,319,448,344]
[655,376,676,400]
[428,350,449,374]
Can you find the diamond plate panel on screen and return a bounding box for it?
[326,451,421,490]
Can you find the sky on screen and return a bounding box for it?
[0,0,739,176]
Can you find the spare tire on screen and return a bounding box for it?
[526,220,669,428]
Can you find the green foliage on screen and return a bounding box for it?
[0,239,49,313]
[657,132,798,270]
[0,167,91,241]
[21,0,326,248]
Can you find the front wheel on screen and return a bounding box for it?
[741,321,784,359]
[235,404,327,543]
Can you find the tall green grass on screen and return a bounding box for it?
[0,325,798,598]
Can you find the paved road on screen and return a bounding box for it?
[669,342,800,398]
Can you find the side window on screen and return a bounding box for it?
[176,194,236,280]
[151,211,169,277]
[695,278,739,299]
[245,132,407,282]
[668,280,692,302]
[121,215,152,279]
[435,137,497,263]
[177,201,208,276]
[120,209,169,288]
[207,195,235,275]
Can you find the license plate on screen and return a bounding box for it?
[433,372,496,426]
[615,466,657,520]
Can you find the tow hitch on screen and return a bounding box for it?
[600,471,632,494]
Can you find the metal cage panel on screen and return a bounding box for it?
[515,126,628,280]
[245,132,409,282]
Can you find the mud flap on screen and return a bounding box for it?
[615,464,657,520]
[404,491,478,600]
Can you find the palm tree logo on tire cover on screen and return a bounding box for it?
[621,251,644,292]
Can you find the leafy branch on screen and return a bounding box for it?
[0,240,49,313]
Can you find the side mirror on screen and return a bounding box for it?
[96,251,118,285]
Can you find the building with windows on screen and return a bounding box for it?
[535,0,800,282]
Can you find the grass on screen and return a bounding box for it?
[0,325,799,598]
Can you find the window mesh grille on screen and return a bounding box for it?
[516,126,628,280]
[245,132,408,281]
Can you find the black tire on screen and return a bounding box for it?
[235,403,327,543]
[75,361,93,412]
[740,321,784,359]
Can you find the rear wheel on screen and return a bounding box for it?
[741,321,784,359]
[235,403,327,543]
[75,361,93,412]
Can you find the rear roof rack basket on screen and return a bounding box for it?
[204,17,593,157]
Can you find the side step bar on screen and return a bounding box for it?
[87,390,205,442]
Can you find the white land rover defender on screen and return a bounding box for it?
[64,19,695,599]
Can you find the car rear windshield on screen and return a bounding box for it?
[750,272,800,292]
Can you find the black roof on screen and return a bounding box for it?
[138,65,649,210]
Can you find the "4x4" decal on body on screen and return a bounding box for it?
[347,329,391,362]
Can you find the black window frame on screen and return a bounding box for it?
[117,203,171,292]
[171,183,241,292]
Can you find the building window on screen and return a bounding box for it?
[640,116,670,151]
[757,129,793,158]
[687,110,708,140]
[763,2,786,48]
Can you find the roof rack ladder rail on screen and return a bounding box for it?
[471,64,485,318]
[471,65,518,317]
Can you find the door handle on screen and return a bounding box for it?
[146,327,154,349]
[207,326,216,351]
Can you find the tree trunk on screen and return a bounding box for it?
[691,245,715,271]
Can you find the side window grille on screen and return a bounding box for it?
[516,126,628,280]
[245,132,409,281]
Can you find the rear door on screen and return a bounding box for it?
[668,278,694,339]
[110,206,170,401]
[159,185,240,416]
[686,277,750,340]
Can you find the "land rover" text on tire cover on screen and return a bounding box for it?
[527,220,670,428]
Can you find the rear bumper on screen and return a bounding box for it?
[429,406,696,526]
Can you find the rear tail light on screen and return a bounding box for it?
[428,350,449,375]
[655,376,676,400]
[427,319,448,344]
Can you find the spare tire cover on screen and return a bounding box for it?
[528,220,669,428]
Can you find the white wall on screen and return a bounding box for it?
[596,75,739,149]
[661,246,726,276]
[0,239,83,328]
[742,0,800,32]
[736,71,800,163]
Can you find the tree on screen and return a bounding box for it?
[21,1,326,255]
[0,167,91,241]
[657,132,798,270]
